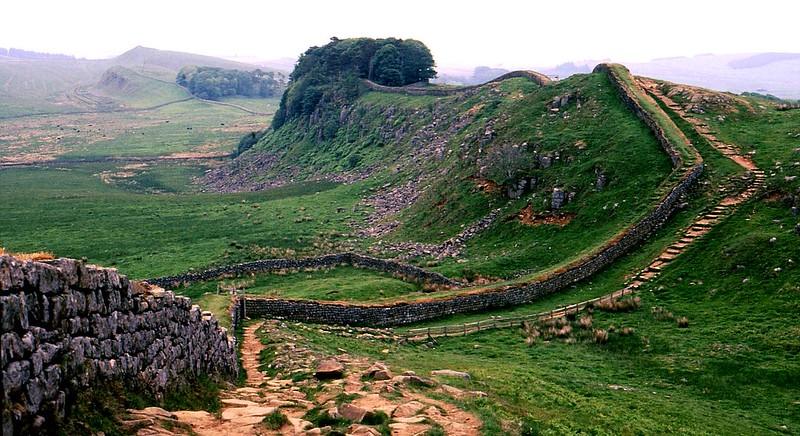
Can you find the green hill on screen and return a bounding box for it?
[0,46,270,117]
[91,65,191,108]
[113,45,260,79]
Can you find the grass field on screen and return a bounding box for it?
[286,201,799,435]
[0,166,362,278]
[0,98,276,162]
[179,265,423,302]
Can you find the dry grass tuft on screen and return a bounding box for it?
[593,329,609,344]
[676,316,689,328]
[579,315,593,329]
[522,320,541,346]
[0,247,55,261]
[651,306,675,321]
[593,296,641,312]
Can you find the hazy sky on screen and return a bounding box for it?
[2,0,798,68]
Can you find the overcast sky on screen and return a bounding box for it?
[2,0,798,69]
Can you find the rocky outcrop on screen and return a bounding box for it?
[0,256,237,435]
[373,209,501,260]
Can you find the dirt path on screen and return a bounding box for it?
[129,321,482,435]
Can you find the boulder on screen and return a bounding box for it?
[431,369,471,380]
[337,403,367,422]
[551,188,566,210]
[348,424,382,435]
[364,362,392,381]
[314,358,344,379]
[391,374,436,388]
[392,401,424,418]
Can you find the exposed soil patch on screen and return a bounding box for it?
[517,203,575,227]
[471,176,501,194]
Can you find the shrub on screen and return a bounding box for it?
[425,424,446,436]
[261,411,288,430]
[362,410,389,426]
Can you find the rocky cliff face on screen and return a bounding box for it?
[0,256,237,435]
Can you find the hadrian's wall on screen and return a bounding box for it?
[0,256,237,435]
[361,70,552,96]
[147,252,461,289]
[235,63,704,326]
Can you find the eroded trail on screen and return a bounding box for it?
[130,321,482,435]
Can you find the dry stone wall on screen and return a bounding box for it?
[0,256,237,435]
[236,64,704,326]
[362,70,552,96]
[147,252,460,289]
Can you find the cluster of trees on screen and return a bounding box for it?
[176,66,285,100]
[272,37,437,129]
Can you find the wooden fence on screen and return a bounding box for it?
[400,287,635,341]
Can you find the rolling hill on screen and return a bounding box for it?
[0,45,274,117]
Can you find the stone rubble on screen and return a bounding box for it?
[133,320,481,435]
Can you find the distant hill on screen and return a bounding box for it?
[113,46,261,78]
[92,65,190,107]
[625,53,800,99]
[0,46,273,116]
[437,53,800,100]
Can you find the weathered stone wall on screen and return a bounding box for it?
[147,252,460,289]
[237,63,705,326]
[362,70,552,96]
[0,256,237,435]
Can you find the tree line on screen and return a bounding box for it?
[176,66,286,100]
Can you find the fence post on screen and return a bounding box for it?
[464,323,467,336]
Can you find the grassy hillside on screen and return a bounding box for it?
[91,65,191,108]
[0,45,268,117]
[113,45,261,78]
[0,58,108,116]
[208,71,676,283]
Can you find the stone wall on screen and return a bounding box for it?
[147,252,460,289]
[236,63,705,327]
[362,70,552,96]
[0,256,238,435]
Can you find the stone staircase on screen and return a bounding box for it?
[625,78,766,286]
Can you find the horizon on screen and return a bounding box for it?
[2,0,798,70]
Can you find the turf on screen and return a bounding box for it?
[180,265,423,303]
[0,166,361,278]
[287,201,799,435]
